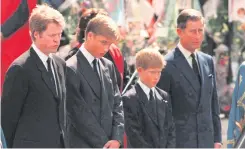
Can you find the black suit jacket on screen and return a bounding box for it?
[66,50,124,148]
[122,83,175,148]
[157,47,222,148]
[1,48,67,148]
[62,47,131,90]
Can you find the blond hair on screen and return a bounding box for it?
[29,4,65,41]
[85,15,120,41]
[136,49,166,69]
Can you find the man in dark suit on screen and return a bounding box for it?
[60,8,131,91]
[157,9,222,148]
[66,15,124,148]
[123,49,175,148]
[1,5,67,148]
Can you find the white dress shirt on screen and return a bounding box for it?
[138,79,155,100]
[80,45,100,77]
[32,43,58,93]
[177,42,200,71]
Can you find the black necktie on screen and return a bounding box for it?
[47,57,57,95]
[190,53,201,84]
[148,89,157,117]
[92,59,100,80]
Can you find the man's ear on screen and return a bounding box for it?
[86,32,94,41]
[34,31,40,39]
[75,27,80,36]
[137,67,144,73]
[176,28,182,37]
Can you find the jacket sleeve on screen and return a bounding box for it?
[209,57,222,143]
[1,65,28,147]
[110,64,125,145]
[165,94,176,148]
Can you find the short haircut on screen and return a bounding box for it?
[136,49,166,70]
[177,9,204,29]
[29,4,65,41]
[77,8,108,43]
[85,15,120,41]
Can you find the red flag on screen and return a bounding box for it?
[1,0,37,92]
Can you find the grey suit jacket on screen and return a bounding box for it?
[66,50,124,148]
[123,83,175,148]
[157,47,221,148]
[1,48,67,148]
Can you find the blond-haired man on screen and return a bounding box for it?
[122,49,175,148]
[1,5,67,148]
[66,15,124,148]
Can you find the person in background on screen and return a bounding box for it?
[227,62,245,148]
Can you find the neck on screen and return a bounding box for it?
[179,41,195,53]
[140,79,152,89]
[33,42,49,56]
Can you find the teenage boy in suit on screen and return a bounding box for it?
[122,49,176,148]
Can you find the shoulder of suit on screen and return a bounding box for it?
[100,57,114,66]
[52,54,65,65]
[66,54,77,68]
[164,48,175,61]
[155,87,168,97]
[122,85,137,100]
[197,51,213,59]
[11,50,31,68]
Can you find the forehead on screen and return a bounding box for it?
[185,20,204,29]
[94,34,116,42]
[44,23,63,33]
[145,68,162,71]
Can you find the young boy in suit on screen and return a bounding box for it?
[122,49,176,148]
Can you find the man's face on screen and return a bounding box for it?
[87,32,116,58]
[34,23,63,55]
[137,67,162,88]
[177,20,204,52]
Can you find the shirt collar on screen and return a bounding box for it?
[138,79,155,99]
[79,44,95,65]
[32,43,49,68]
[177,42,197,59]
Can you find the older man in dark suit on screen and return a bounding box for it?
[66,15,124,148]
[157,9,222,148]
[1,5,67,148]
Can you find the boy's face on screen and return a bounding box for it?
[86,32,116,58]
[137,67,162,88]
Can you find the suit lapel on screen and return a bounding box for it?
[196,52,210,108]
[76,51,101,98]
[155,88,166,130]
[51,55,62,99]
[98,60,111,128]
[173,48,200,93]
[136,84,159,127]
[31,48,58,99]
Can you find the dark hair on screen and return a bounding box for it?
[177,9,204,29]
[77,8,108,43]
